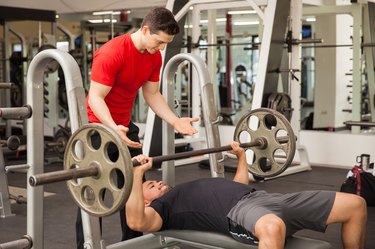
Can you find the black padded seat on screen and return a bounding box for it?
[107,230,332,249]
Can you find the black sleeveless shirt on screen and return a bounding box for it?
[150,178,255,234]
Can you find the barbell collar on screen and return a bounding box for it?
[29,166,99,186]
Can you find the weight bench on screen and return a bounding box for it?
[107,230,332,249]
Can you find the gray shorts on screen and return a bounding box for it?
[227,190,336,245]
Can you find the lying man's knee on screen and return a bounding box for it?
[255,214,286,238]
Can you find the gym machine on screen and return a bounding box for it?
[0,48,87,249]
[0,48,332,249]
[160,0,311,179]
[0,121,23,218]
[0,6,56,138]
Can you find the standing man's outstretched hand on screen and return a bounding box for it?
[172,117,199,135]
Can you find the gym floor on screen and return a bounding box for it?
[1,156,374,249]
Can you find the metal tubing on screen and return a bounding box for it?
[0,106,32,120]
[26,48,93,249]
[0,82,14,89]
[0,235,32,249]
[344,121,375,127]
[107,233,174,249]
[149,138,267,165]
[29,136,291,187]
[191,38,322,48]
[5,164,29,173]
[29,167,99,186]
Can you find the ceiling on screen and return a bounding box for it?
[2,0,374,15]
[0,0,167,14]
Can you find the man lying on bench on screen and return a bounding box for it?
[126,142,367,249]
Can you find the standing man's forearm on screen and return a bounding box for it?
[146,91,179,125]
[89,95,117,129]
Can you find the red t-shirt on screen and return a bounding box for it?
[86,33,162,126]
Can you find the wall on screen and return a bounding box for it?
[299,130,375,169]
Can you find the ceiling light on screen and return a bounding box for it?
[305,17,316,22]
[228,10,256,15]
[200,18,226,24]
[93,11,121,15]
[88,19,103,23]
[233,21,259,26]
[103,19,117,23]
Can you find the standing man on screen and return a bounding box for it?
[76,7,199,248]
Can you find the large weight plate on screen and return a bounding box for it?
[234,108,296,178]
[64,123,133,217]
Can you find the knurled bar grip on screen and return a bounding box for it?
[29,136,289,186]
[0,105,32,120]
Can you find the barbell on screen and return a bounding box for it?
[29,108,296,217]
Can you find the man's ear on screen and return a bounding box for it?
[141,25,149,35]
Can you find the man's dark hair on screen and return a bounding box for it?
[141,7,179,35]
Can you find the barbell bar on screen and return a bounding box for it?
[29,135,292,186]
[29,108,295,217]
[29,136,288,186]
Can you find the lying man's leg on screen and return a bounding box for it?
[326,192,367,249]
[254,214,286,249]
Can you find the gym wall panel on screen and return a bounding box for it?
[300,130,375,169]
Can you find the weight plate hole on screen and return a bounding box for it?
[276,129,288,142]
[81,185,96,206]
[248,115,259,131]
[88,129,101,150]
[101,188,114,210]
[246,150,255,164]
[238,130,252,144]
[258,157,272,172]
[72,139,85,161]
[110,169,125,189]
[264,114,277,130]
[105,142,119,163]
[274,149,287,163]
